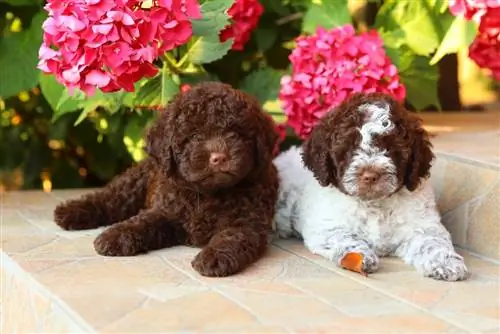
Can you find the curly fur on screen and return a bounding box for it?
[274,93,469,281]
[54,82,279,277]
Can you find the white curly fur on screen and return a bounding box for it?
[273,145,470,281]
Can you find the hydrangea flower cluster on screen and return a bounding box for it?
[449,0,500,80]
[279,25,406,139]
[220,0,263,51]
[38,0,201,95]
[448,0,500,22]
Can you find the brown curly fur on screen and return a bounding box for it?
[302,92,434,194]
[54,82,279,277]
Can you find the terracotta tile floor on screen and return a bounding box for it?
[1,190,500,333]
[1,111,499,333]
[421,110,500,167]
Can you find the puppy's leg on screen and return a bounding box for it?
[396,225,469,281]
[94,209,187,256]
[303,227,380,273]
[54,162,150,231]
[191,227,268,277]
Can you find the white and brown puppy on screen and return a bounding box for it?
[274,92,469,281]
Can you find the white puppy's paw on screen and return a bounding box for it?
[423,254,470,281]
[339,248,380,274]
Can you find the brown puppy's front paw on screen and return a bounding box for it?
[54,200,99,231]
[94,226,145,257]
[191,248,240,277]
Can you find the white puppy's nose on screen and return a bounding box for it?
[360,170,380,184]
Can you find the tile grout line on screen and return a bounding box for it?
[95,295,151,332]
[455,246,500,266]
[274,244,476,334]
[159,256,295,333]
[441,175,499,218]
[434,150,500,171]
[0,251,96,333]
[281,281,350,317]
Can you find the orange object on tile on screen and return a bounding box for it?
[340,252,368,277]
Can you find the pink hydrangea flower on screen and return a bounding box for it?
[449,1,500,80]
[38,0,201,95]
[449,0,500,22]
[279,25,406,139]
[220,0,263,51]
[469,7,500,80]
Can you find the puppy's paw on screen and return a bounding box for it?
[339,249,380,274]
[424,254,470,281]
[191,248,239,277]
[360,250,380,273]
[94,226,145,257]
[54,200,100,231]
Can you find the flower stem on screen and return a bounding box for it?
[162,53,181,75]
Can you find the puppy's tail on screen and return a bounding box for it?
[53,159,152,231]
[272,146,311,238]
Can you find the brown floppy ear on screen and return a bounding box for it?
[240,93,279,167]
[404,115,434,191]
[257,112,280,163]
[301,120,336,187]
[144,110,176,176]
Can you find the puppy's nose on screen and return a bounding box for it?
[209,152,227,166]
[361,170,380,184]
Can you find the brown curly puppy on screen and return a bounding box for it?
[54,82,279,277]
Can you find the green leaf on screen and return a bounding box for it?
[39,73,82,115]
[48,116,72,140]
[375,0,441,56]
[0,0,43,6]
[191,0,234,37]
[133,66,179,109]
[239,68,283,106]
[259,0,292,16]
[302,0,351,34]
[239,67,286,123]
[123,113,152,162]
[73,90,129,125]
[254,27,278,52]
[384,46,400,69]
[188,36,233,64]
[180,72,219,86]
[50,160,84,189]
[398,47,440,110]
[0,12,46,98]
[430,16,477,65]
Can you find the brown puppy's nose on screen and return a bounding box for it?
[209,152,227,166]
[361,170,380,184]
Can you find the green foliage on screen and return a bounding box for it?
[398,47,440,110]
[0,12,46,99]
[430,16,477,65]
[375,0,442,56]
[240,67,286,123]
[376,0,473,109]
[192,0,235,36]
[240,68,282,105]
[302,0,351,33]
[0,0,43,6]
[0,0,480,190]
[133,65,180,109]
[188,36,235,64]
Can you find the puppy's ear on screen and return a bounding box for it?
[404,115,434,191]
[302,120,336,187]
[145,111,176,176]
[243,94,279,165]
